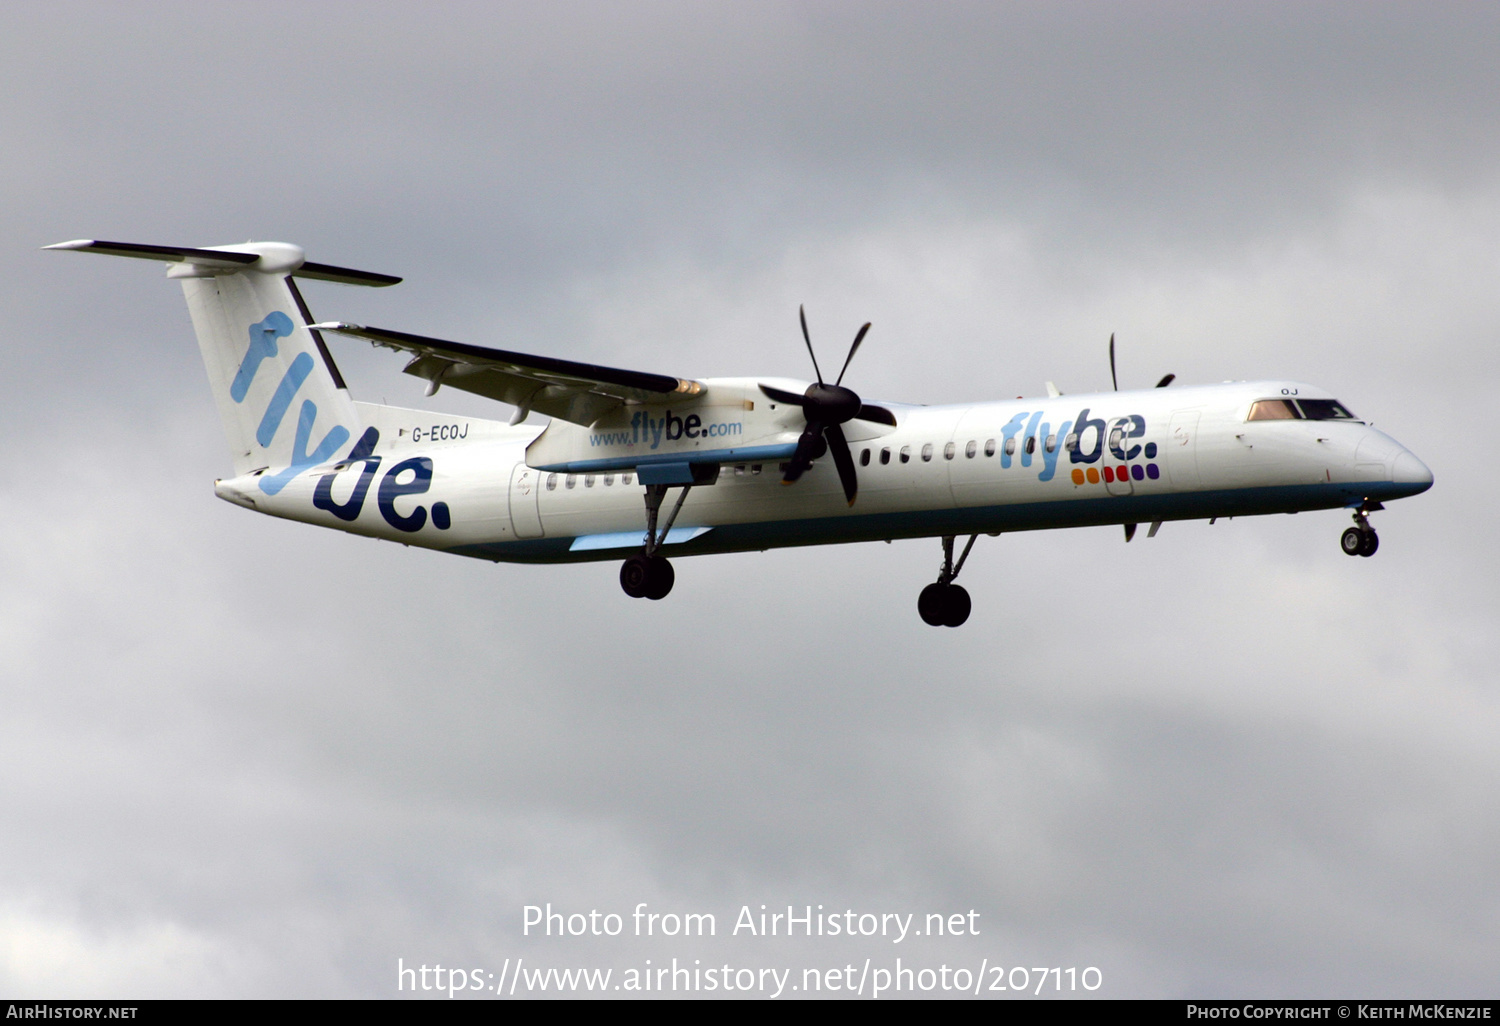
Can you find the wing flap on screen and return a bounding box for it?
[314,322,702,426]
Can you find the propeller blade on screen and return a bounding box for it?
[1124,522,1137,543]
[855,403,897,427]
[799,305,824,385]
[1109,332,1118,391]
[834,322,871,387]
[825,423,858,506]
[781,424,821,483]
[1155,373,1176,388]
[759,383,808,407]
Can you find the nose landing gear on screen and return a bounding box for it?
[1340,502,1382,557]
[919,534,980,627]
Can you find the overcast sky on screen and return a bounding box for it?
[2,1,1497,999]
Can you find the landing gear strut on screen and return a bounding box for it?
[918,534,979,627]
[1340,502,1382,558]
[620,483,691,599]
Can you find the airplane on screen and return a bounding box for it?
[46,238,1434,627]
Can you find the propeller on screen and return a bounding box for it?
[759,306,896,506]
[1108,332,1175,390]
[1108,332,1174,544]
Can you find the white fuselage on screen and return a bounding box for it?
[213,378,1432,564]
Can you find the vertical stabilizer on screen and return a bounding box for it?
[180,267,360,488]
[46,239,400,492]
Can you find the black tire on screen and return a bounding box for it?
[1358,530,1379,557]
[1341,528,1364,556]
[620,555,652,598]
[942,584,971,627]
[918,583,947,626]
[643,555,675,599]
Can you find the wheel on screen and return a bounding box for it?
[1358,530,1379,557]
[1341,527,1364,556]
[918,583,971,627]
[941,584,971,628]
[918,583,947,626]
[643,555,675,599]
[620,554,652,597]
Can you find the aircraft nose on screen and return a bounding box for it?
[1392,450,1434,494]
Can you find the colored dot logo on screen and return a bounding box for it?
[1072,463,1160,485]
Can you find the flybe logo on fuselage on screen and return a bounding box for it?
[1067,407,1161,485]
[233,312,349,495]
[995,407,1162,485]
[589,410,743,450]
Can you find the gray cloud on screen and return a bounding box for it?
[1,1,1495,999]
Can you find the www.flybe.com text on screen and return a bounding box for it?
[590,411,743,450]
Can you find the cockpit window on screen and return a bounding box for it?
[1247,399,1302,421]
[1295,398,1358,421]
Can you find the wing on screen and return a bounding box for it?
[312,323,703,426]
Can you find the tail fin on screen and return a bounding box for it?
[46,240,399,493]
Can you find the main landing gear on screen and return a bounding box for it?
[1340,501,1382,558]
[620,482,691,600]
[918,534,980,627]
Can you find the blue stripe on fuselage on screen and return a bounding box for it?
[444,478,1416,565]
[534,442,799,474]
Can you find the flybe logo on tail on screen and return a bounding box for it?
[312,427,453,533]
[232,312,350,495]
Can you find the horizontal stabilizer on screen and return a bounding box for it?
[45,239,257,267]
[44,239,400,287]
[291,261,402,287]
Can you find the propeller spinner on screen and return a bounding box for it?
[759,306,896,506]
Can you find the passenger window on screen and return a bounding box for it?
[1295,399,1357,421]
[546,473,558,491]
[899,445,911,464]
[622,473,633,485]
[1024,436,1036,454]
[603,474,614,486]
[944,441,956,460]
[585,474,595,487]
[1045,434,1056,453]
[1247,399,1301,420]
[566,474,577,489]
[984,438,996,457]
[751,464,762,474]
[1064,432,1079,451]
[734,465,745,476]
[860,448,871,466]
[1004,437,1017,456]
[921,443,933,462]
[965,440,977,458]
[880,447,891,465]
